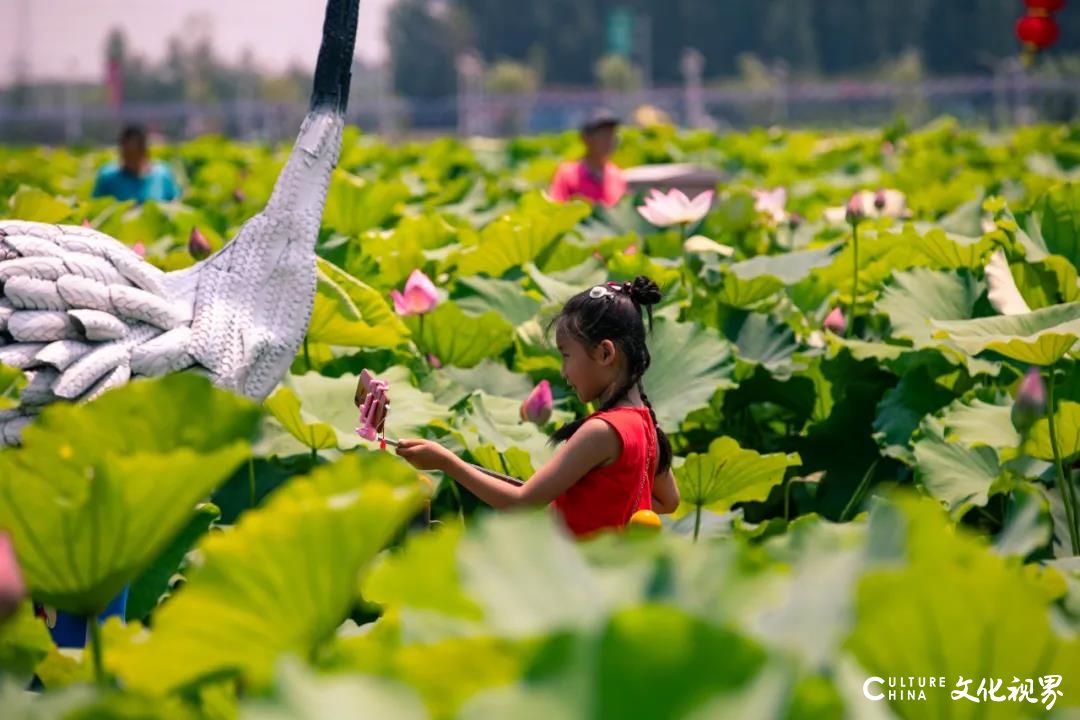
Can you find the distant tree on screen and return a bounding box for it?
[388,0,458,98]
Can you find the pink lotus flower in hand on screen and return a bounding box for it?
[520,380,553,425]
[637,189,714,228]
[752,188,788,224]
[823,307,846,335]
[0,531,27,621]
[390,269,439,317]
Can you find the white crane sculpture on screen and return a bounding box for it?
[0,0,359,446]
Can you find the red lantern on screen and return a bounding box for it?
[1016,13,1061,49]
[1023,0,1066,14]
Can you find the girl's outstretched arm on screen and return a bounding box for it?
[395,418,620,510]
[652,467,680,514]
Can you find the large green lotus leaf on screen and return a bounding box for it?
[872,367,956,463]
[109,453,425,694]
[848,493,1080,720]
[909,226,995,270]
[727,243,842,285]
[1017,401,1080,463]
[240,659,427,720]
[674,436,801,517]
[364,524,483,620]
[0,364,24,409]
[454,194,590,277]
[306,258,408,350]
[1031,182,1080,271]
[994,483,1053,559]
[407,302,514,369]
[352,213,459,289]
[936,394,1021,451]
[457,511,650,638]
[9,187,73,223]
[876,268,984,346]
[912,417,1002,515]
[801,231,926,303]
[0,375,260,615]
[0,602,54,677]
[643,317,738,430]
[724,311,802,380]
[433,361,536,406]
[710,271,785,310]
[322,169,411,237]
[455,276,542,326]
[275,369,451,449]
[447,392,565,471]
[264,386,339,451]
[126,502,221,623]
[459,605,768,720]
[931,302,1080,365]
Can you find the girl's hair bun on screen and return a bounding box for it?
[629,275,662,307]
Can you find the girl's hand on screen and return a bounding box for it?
[395,439,457,472]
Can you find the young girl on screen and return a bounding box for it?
[395,275,680,537]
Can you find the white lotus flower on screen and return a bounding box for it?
[638,188,714,228]
[985,249,1032,316]
[752,188,788,224]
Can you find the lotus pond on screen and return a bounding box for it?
[1,119,1080,718]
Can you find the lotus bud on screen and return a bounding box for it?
[188,227,212,260]
[874,188,888,211]
[390,269,439,317]
[624,244,638,256]
[427,354,442,369]
[845,194,865,225]
[132,241,147,258]
[823,307,846,334]
[0,531,27,622]
[81,219,93,228]
[233,188,247,203]
[1011,367,1046,433]
[520,380,553,425]
[788,212,805,230]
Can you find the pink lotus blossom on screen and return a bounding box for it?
[637,188,714,227]
[390,270,439,317]
[0,531,26,621]
[623,244,638,256]
[132,241,146,258]
[752,188,788,224]
[823,307,846,335]
[188,227,212,260]
[520,380,553,425]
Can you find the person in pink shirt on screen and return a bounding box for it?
[548,109,627,207]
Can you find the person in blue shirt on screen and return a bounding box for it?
[92,124,180,203]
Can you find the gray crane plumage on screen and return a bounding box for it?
[0,0,359,445]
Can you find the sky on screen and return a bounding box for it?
[0,0,395,86]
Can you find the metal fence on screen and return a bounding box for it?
[0,74,1076,146]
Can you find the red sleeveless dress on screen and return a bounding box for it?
[552,406,657,538]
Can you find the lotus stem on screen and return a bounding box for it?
[88,615,106,687]
[847,220,859,338]
[1046,364,1080,555]
[248,457,257,508]
[693,503,702,542]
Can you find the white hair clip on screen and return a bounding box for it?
[589,285,613,299]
